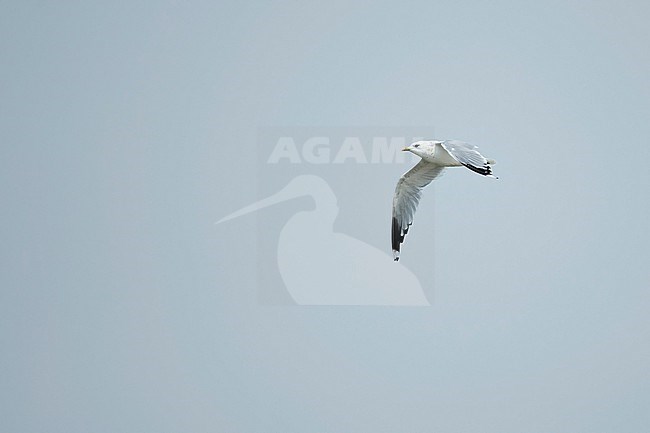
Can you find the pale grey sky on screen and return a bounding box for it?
[1,1,649,432]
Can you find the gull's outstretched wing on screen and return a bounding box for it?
[392,160,444,261]
[440,140,497,177]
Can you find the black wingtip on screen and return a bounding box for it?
[391,217,404,254]
[462,163,493,177]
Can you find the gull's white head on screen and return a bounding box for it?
[402,140,441,158]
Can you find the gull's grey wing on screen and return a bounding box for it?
[440,140,496,177]
[391,160,444,261]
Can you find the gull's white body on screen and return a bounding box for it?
[391,140,497,261]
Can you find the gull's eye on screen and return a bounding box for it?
[413,144,420,148]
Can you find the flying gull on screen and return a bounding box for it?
[392,140,497,261]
